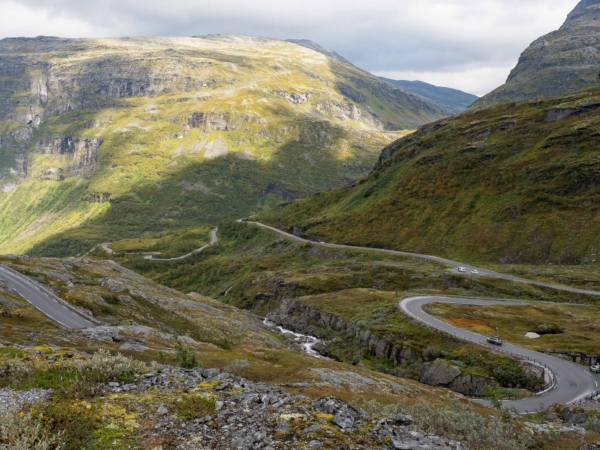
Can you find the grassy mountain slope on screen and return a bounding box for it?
[0,34,453,256]
[261,88,600,265]
[380,78,478,113]
[473,0,600,109]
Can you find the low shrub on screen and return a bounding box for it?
[175,394,216,420]
[30,401,99,450]
[224,359,249,376]
[72,349,149,382]
[176,342,201,369]
[356,399,533,450]
[0,410,63,450]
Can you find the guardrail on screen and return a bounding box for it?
[0,264,101,326]
[574,391,600,406]
[398,297,556,395]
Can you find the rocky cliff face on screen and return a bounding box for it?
[266,299,546,397]
[473,0,600,108]
[0,35,455,255]
[266,299,420,366]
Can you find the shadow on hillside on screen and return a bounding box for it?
[27,119,373,257]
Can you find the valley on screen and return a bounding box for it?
[0,34,452,257]
[2,0,600,448]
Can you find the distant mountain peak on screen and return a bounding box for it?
[563,0,600,28]
[379,78,478,113]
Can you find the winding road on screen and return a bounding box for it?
[401,296,600,413]
[143,228,219,261]
[0,265,95,329]
[2,217,599,410]
[243,221,600,411]
[0,229,220,328]
[245,221,600,298]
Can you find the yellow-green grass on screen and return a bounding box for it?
[426,302,600,354]
[0,36,433,257]
[108,226,211,258]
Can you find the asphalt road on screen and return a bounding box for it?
[246,221,600,298]
[0,265,95,329]
[400,296,600,413]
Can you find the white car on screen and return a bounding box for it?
[471,269,479,274]
[458,267,466,273]
[487,336,503,346]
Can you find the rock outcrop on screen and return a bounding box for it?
[474,0,600,108]
[103,365,467,449]
[266,299,419,366]
[412,362,491,397]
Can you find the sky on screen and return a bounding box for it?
[0,0,581,96]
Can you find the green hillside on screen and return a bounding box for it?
[261,88,600,265]
[0,35,453,256]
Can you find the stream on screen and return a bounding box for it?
[263,318,327,359]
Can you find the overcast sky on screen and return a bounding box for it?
[0,0,580,96]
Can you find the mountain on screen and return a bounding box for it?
[261,86,600,265]
[379,78,478,113]
[473,0,600,109]
[284,40,478,113]
[0,34,456,256]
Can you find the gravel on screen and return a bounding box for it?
[0,388,51,413]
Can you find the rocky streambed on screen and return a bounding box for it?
[263,318,326,359]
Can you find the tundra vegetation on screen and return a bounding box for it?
[261,87,600,266]
[104,221,597,398]
[0,35,455,257]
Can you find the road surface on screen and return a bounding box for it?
[0,265,95,329]
[245,221,600,298]
[144,228,219,261]
[400,296,600,413]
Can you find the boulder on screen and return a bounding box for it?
[413,361,461,386]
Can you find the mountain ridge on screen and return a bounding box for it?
[379,78,478,113]
[261,86,600,265]
[473,0,600,108]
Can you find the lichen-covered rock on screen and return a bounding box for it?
[103,365,467,449]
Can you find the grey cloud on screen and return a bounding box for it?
[2,0,581,94]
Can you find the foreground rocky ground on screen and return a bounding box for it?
[109,366,467,450]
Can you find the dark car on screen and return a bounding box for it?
[487,336,503,346]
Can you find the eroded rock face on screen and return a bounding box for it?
[413,361,461,386]
[412,362,491,397]
[32,137,103,178]
[271,90,313,104]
